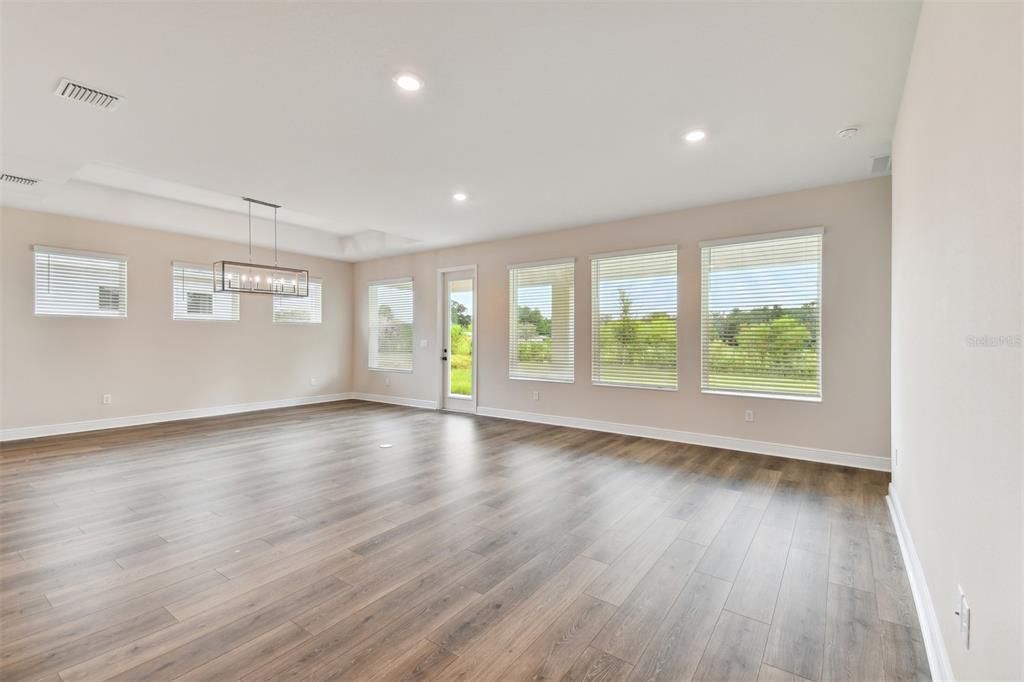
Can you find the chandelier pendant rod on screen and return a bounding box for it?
[248,201,252,264]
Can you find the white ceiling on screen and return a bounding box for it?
[0,2,920,262]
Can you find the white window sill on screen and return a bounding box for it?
[702,389,822,403]
[508,376,575,384]
[592,381,679,392]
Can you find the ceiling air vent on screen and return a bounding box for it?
[55,78,122,111]
[1,173,40,186]
[871,155,892,175]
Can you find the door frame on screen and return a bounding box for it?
[436,265,478,413]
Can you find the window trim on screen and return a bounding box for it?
[697,225,824,249]
[590,244,679,391]
[272,277,323,325]
[699,226,824,402]
[33,245,128,318]
[588,244,679,261]
[508,257,576,384]
[368,276,415,373]
[171,261,240,322]
[506,256,575,271]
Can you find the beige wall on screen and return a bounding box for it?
[891,3,1023,680]
[0,207,353,432]
[353,177,892,461]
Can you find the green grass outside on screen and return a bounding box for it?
[450,367,472,395]
[705,373,819,395]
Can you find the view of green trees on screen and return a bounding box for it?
[449,300,473,395]
[705,302,819,394]
[594,290,676,386]
[375,303,413,369]
[515,305,553,365]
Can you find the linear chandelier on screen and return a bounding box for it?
[213,197,309,297]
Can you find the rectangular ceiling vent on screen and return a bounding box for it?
[871,155,892,175]
[1,173,40,186]
[55,78,122,111]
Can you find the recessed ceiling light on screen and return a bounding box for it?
[837,127,860,139]
[452,192,468,202]
[684,129,707,143]
[393,73,423,92]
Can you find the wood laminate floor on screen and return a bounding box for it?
[0,401,929,682]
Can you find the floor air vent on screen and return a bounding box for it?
[1,173,40,186]
[55,78,122,111]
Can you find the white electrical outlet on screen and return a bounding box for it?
[419,339,428,348]
[102,394,112,405]
[532,391,540,401]
[744,409,754,422]
[385,376,391,386]
[310,377,317,386]
[955,585,971,648]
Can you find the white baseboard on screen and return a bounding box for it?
[349,393,438,410]
[887,483,954,681]
[0,393,355,442]
[476,406,890,471]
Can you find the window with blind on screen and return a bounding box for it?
[700,228,823,399]
[508,259,574,382]
[591,247,677,389]
[34,246,127,317]
[172,262,239,321]
[273,278,322,324]
[368,278,414,371]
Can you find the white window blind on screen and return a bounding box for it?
[172,262,239,321]
[273,278,322,324]
[508,259,575,382]
[34,246,127,317]
[368,278,414,371]
[700,228,823,399]
[591,247,677,389]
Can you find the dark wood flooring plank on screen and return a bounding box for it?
[696,504,763,582]
[757,663,815,682]
[822,583,885,682]
[628,572,732,682]
[585,516,685,606]
[313,582,480,681]
[174,621,311,682]
[880,621,932,682]
[693,610,770,682]
[429,536,589,655]
[502,595,617,682]
[591,537,705,664]
[723,523,793,624]
[763,547,829,681]
[564,647,634,682]
[433,555,607,681]
[369,638,458,682]
[0,608,176,681]
[869,527,917,626]
[579,497,671,564]
[828,520,874,593]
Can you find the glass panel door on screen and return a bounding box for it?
[443,269,475,412]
